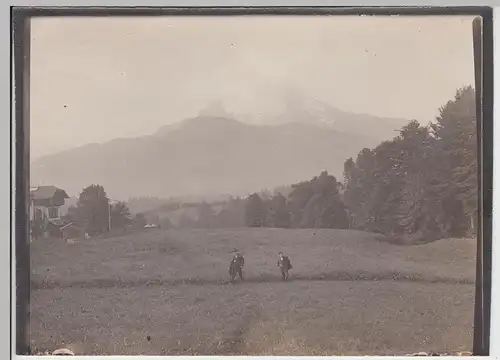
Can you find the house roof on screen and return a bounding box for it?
[30,186,69,200]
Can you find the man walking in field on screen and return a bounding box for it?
[277,252,292,281]
[229,253,245,281]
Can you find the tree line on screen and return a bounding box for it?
[60,86,477,244]
[343,86,476,242]
[187,86,477,243]
[63,185,140,236]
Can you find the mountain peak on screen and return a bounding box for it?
[154,116,247,138]
[198,100,233,118]
[31,96,412,199]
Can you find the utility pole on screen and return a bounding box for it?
[108,199,118,232]
[108,202,111,232]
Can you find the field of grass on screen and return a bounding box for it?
[30,228,476,355]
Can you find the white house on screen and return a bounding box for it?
[30,185,70,239]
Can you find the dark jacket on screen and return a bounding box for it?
[277,256,292,270]
[231,255,245,269]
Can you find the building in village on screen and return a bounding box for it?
[30,185,70,239]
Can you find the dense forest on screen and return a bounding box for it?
[168,86,477,243]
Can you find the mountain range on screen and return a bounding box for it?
[31,100,410,200]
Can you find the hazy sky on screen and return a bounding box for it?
[30,15,475,159]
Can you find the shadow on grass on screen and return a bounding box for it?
[32,270,474,290]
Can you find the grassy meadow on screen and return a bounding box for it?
[30,228,476,355]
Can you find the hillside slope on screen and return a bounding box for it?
[31,111,409,199]
[29,119,374,199]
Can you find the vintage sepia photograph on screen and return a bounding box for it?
[26,12,482,356]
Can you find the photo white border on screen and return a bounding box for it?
[4,1,498,359]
